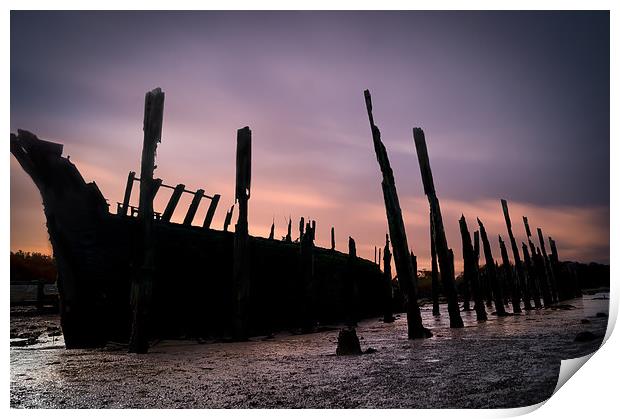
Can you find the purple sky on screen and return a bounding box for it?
[10,11,609,270]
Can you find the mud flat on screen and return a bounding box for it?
[10,292,608,409]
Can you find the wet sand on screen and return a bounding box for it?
[10,292,608,409]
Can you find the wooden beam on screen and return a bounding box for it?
[232,126,251,340]
[183,188,204,226]
[413,127,463,328]
[129,87,165,354]
[363,89,430,339]
[202,194,220,229]
[120,171,135,216]
[161,184,185,223]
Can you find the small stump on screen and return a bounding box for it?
[336,328,362,355]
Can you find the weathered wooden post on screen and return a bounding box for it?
[330,226,335,250]
[374,246,377,264]
[477,218,507,316]
[232,126,252,341]
[223,205,234,232]
[523,216,550,306]
[521,242,542,308]
[383,234,394,322]
[268,219,275,240]
[202,194,220,228]
[499,235,521,314]
[459,215,487,321]
[431,211,441,316]
[299,219,316,331]
[363,90,430,338]
[537,228,558,303]
[128,87,165,354]
[120,171,136,216]
[500,200,531,310]
[378,247,382,268]
[413,128,463,328]
[286,218,292,242]
[345,236,359,327]
[299,217,305,241]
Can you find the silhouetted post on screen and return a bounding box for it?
[460,216,487,321]
[120,171,136,216]
[232,126,252,341]
[311,220,316,240]
[363,90,430,339]
[524,216,549,306]
[383,234,394,323]
[299,220,316,331]
[537,228,558,304]
[345,237,359,327]
[330,226,335,250]
[413,128,463,328]
[286,218,292,242]
[374,246,377,264]
[203,194,221,228]
[161,184,185,222]
[549,237,570,299]
[521,242,542,308]
[431,211,440,316]
[223,205,234,232]
[501,200,531,310]
[499,235,521,314]
[183,189,204,226]
[268,219,275,240]
[378,247,382,268]
[299,217,305,241]
[129,87,164,354]
[478,218,507,316]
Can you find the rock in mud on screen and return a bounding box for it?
[574,331,599,342]
[336,328,362,355]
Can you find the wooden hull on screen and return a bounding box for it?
[11,130,385,348]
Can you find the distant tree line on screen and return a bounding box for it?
[10,251,56,283]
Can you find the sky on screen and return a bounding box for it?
[10,11,610,271]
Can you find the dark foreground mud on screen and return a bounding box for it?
[11,292,608,409]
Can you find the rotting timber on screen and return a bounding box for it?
[10,89,386,349]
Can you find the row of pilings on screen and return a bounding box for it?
[127,87,582,353]
[363,89,582,339]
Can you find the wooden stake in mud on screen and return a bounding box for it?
[330,226,335,250]
[521,242,542,308]
[413,128,463,328]
[537,228,558,304]
[299,220,316,331]
[431,211,440,316]
[183,189,204,226]
[459,215,487,321]
[268,219,275,240]
[499,235,521,314]
[378,247,382,269]
[500,200,531,310]
[299,217,305,241]
[523,216,549,306]
[232,126,252,341]
[202,194,221,229]
[345,237,359,327]
[129,87,165,354]
[363,90,430,339]
[477,218,507,316]
[383,234,395,323]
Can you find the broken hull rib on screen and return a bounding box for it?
[11,130,385,348]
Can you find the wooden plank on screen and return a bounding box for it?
[161,184,185,223]
[183,189,204,226]
[202,194,220,228]
[120,171,135,216]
